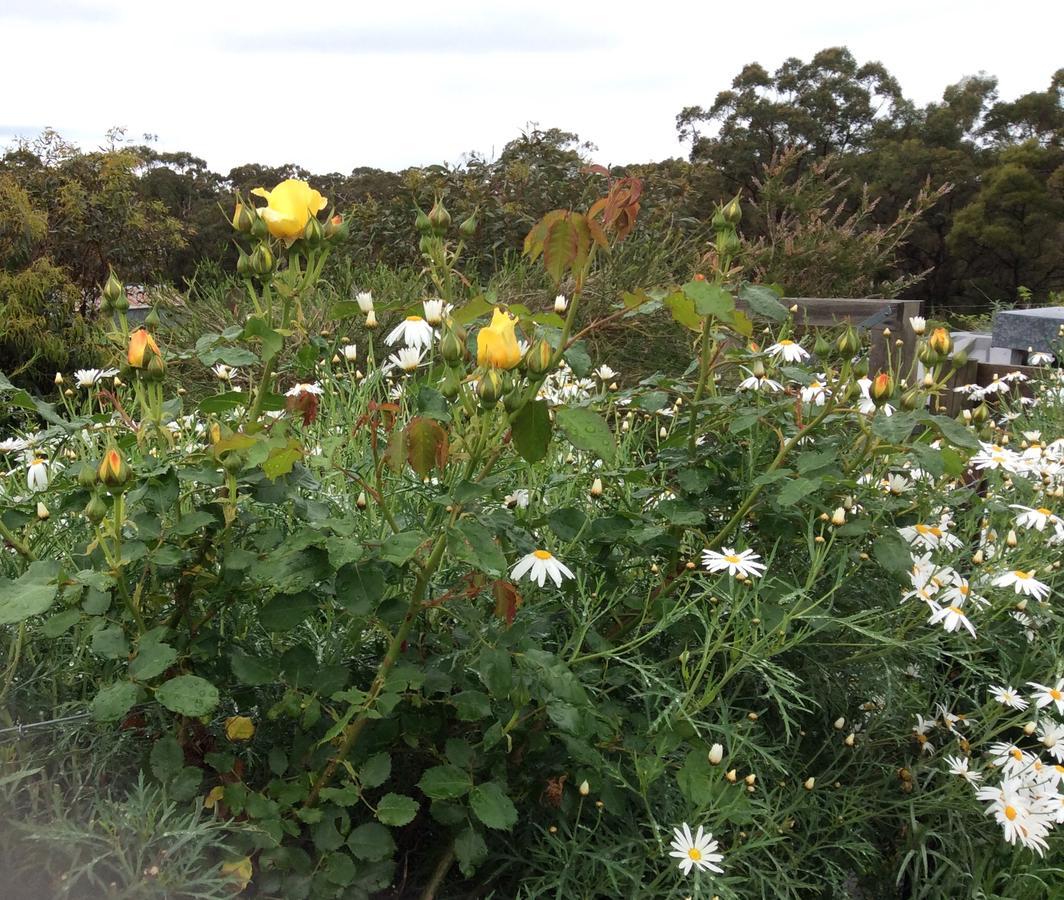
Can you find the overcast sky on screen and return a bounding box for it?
[3,0,1061,175]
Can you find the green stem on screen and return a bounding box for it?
[687,315,715,453]
[0,518,35,560]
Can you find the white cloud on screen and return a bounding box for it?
[2,0,1060,174]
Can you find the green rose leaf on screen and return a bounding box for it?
[375,792,419,826]
[511,399,551,464]
[555,407,615,463]
[469,781,518,830]
[0,560,59,626]
[347,822,396,862]
[155,674,220,717]
[417,765,473,800]
[90,681,139,722]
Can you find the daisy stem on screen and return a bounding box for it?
[687,316,715,453]
[0,518,34,560]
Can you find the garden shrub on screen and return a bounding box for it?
[1,174,1063,899]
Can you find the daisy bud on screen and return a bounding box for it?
[882,327,891,337]
[331,354,340,364]
[746,785,755,793]
[64,388,74,397]
[1016,598,1028,611]
[549,825,557,834]
[831,507,846,526]
[747,712,759,721]
[659,426,668,439]
[54,371,64,385]
[708,743,724,765]
[621,420,630,433]
[554,294,568,314]
[685,560,696,570]
[364,309,378,330]
[789,304,799,314]
[579,780,590,796]
[834,717,846,730]
[844,733,855,747]
[725,769,737,783]
[595,800,604,809]
[1006,529,1018,547]
[962,409,972,422]
[356,491,368,509]
[1024,721,1038,736]
[972,550,984,565]
[650,563,659,574]
[36,501,49,520]
[804,777,816,790]
[744,773,756,786]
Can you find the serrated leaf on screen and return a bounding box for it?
[469,782,518,830]
[555,407,615,462]
[347,822,395,861]
[90,681,139,722]
[375,792,419,826]
[739,283,789,321]
[129,641,178,681]
[418,765,473,800]
[155,674,219,716]
[0,560,59,625]
[683,280,734,319]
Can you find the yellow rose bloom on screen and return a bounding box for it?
[127,328,160,368]
[477,308,522,370]
[250,179,327,246]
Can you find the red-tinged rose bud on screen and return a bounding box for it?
[97,447,131,487]
[870,372,894,405]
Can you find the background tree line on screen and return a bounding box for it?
[1,47,1061,388]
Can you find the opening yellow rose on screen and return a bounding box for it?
[477,308,522,370]
[127,328,160,368]
[250,179,327,246]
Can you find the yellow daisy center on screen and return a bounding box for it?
[406,315,424,322]
[532,550,553,560]
[959,584,970,596]
[1037,508,1052,516]
[1014,570,1032,580]
[724,554,741,564]
[687,848,702,860]
[1010,748,1023,761]
[778,339,794,346]
[948,606,964,616]
[1004,805,1018,821]
[1051,689,1062,701]
[916,734,927,744]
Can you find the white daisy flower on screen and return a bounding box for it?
[765,339,809,363]
[387,346,426,373]
[422,298,447,326]
[27,457,50,492]
[912,714,936,755]
[386,315,435,350]
[510,550,574,588]
[212,364,237,381]
[993,569,1051,601]
[341,344,358,362]
[504,489,530,510]
[1028,679,1064,715]
[593,365,618,381]
[554,294,568,314]
[975,778,1054,854]
[945,754,982,784]
[74,368,119,388]
[668,823,724,876]
[702,547,766,579]
[0,437,31,453]
[355,290,374,313]
[989,741,1035,776]
[1029,351,1054,365]
[928,602,976,638]
[285,382,323,397]
[1011,505,1063,534]
[989,685,1029,711]
[800,377,830,405]
[737,371,783,393]
[909,316,926,335]
[898,521,962,551]
[1037,721,1064,762]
